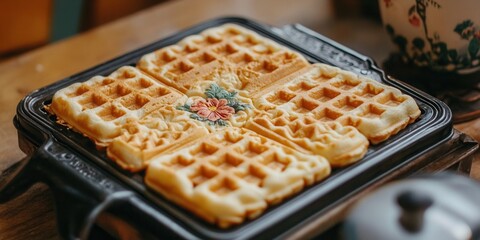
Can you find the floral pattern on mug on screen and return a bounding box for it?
[408,6,421,27]
[385,0,480,72]
[176,84,250,126]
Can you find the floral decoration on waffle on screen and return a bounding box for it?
[49,23,421,229]
[176,84,250,126]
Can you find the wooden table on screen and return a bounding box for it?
[0,0,478,239]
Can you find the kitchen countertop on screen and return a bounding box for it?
[0,0,478,239]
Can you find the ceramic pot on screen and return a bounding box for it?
[379,0,480,74]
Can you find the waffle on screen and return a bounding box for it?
[107,106,209,171]
[138,23,309,95]
[245,110,369,167]
[145,127,331,228]
[49,23,421,228]
[253,63,421,144]
[50,66,186,145]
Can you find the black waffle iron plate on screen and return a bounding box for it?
[1,17,452,239]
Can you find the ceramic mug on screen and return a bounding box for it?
[379,0,480,74]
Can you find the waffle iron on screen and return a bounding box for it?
[0,17,454,239]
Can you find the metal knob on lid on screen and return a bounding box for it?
[396,190,433,232]
[342,173,480,240]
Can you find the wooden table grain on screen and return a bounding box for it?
[0,0,478,239]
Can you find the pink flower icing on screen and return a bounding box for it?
[190,98,235,121]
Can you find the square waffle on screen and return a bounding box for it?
[106,105,210,171]
[137,23,309,94]
[50,66,186,145]
[145,127,331,228]
[49,24,420,227]
[252,64,421,144]
[245,110,369,167]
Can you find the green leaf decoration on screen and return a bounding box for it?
[216,119,229,127]
[189,113,228,127]
[190,113,205,122]
[226,91,237,100]
[448,49,458,62]
[469,38,480,60]
[412,37,425,50]
[454,20,474,39]
[385,24,395,36]
[204,83,222,99]
[433,42,447,55]
[176,104,192,112]
[437,53,449,65]
[205,83,238,100]
[394,36,408,52]
[415,0,426,20]
[228,100,250,113]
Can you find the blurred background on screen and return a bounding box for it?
[0,0,388,63]
[0,0,168,60]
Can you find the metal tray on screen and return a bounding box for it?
[0,17,452,239]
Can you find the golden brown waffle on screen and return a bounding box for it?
[253,63,421,144]
[50,66,186,145]
[138,23,309,94]
[145,127,331,228]
[50,24,421,228]
[245,109,369,167]
[107,106,209,171]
